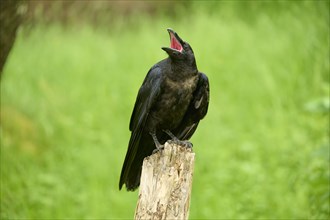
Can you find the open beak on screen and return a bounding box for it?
[162,28,184,54]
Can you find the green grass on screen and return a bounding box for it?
[1,2,329,219]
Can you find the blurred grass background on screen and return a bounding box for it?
[1,1,329,219]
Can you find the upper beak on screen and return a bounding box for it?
[166,28,183,44]
[162,28,184,53]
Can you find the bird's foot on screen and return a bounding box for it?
[168,139,193,148]
[163,130,193,148]
[152,144,164,154]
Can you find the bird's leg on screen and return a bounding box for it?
[150,132,164,154]
[163,129,179,141]
[163,130,193,148]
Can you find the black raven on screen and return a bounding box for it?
[119,28,210,191]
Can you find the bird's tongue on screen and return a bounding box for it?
[170,33,183,52]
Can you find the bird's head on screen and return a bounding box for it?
[162,28,196,66]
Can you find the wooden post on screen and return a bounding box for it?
[135,141,195,220]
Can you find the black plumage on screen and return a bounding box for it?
[119,28,210,191]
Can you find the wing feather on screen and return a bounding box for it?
[175,72,210,140]
[119,66,162,190]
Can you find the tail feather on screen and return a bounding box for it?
[119,133,154,191]
[119,125,142,190]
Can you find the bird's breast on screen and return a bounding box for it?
[149,75,198,130]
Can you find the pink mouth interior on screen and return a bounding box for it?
[170,33,183,52]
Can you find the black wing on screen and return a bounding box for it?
[174,72,210,140]
[119,66,162,190]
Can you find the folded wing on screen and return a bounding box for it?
[174,72,210,140]
[119,66,162,190]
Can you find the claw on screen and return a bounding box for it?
[168,139,193,148]
[152,145,164,154]
[163,130,193,148]
[182,140,193,148]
